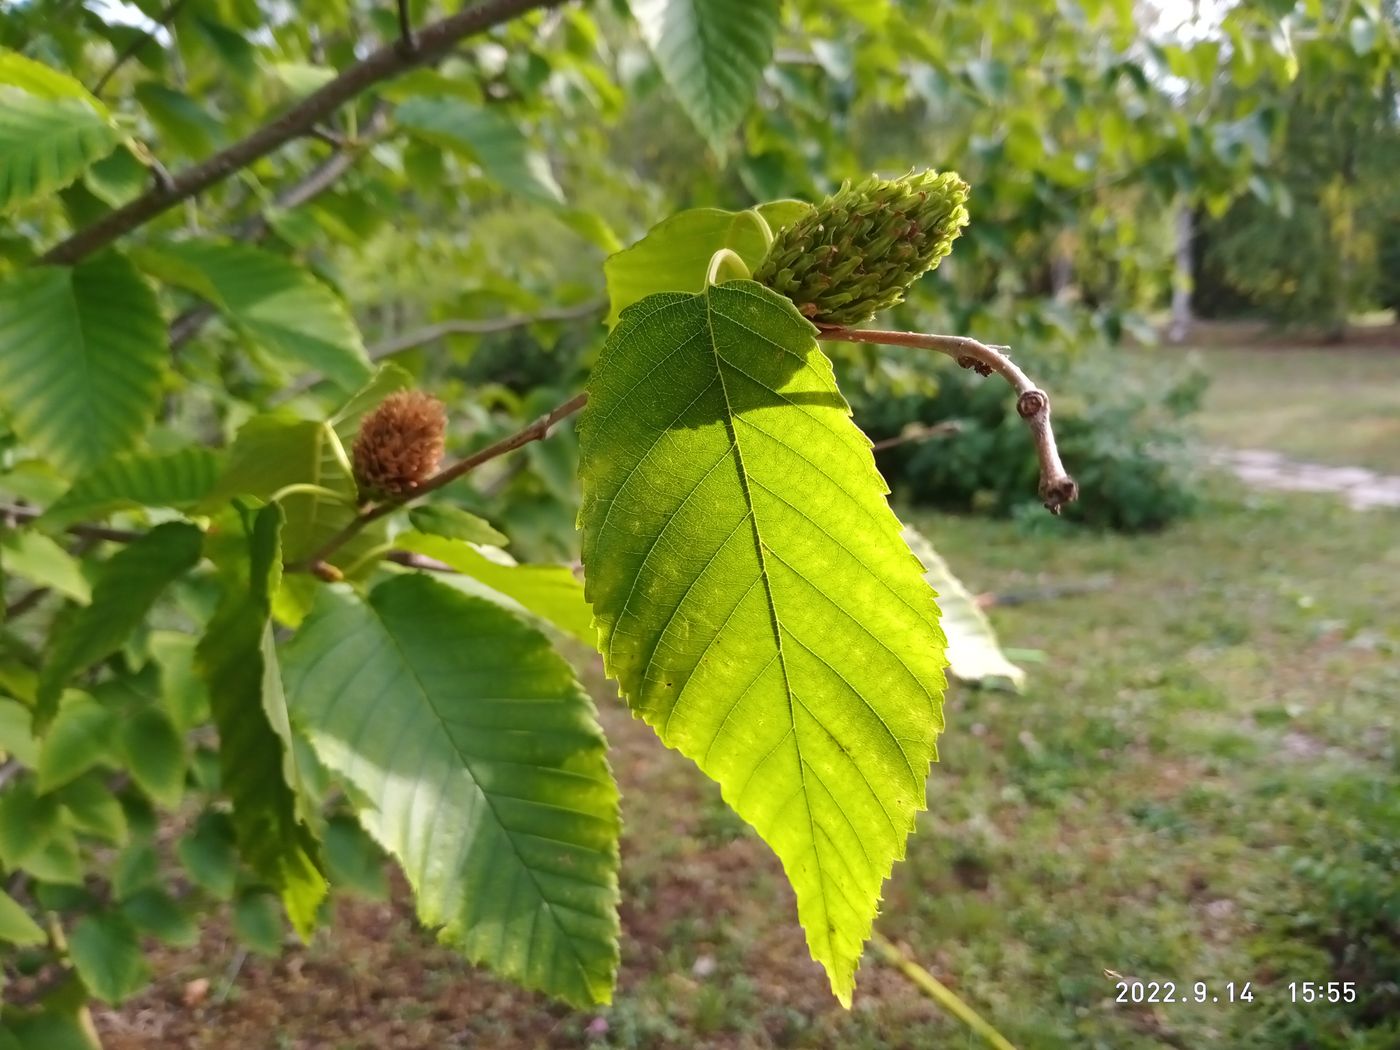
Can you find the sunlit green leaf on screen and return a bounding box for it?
[398,96,564,204]
[578,282,946,1003]
[901,526,1024,690]
[0,888,45,947]
[394,531,592,644]
[42,448,223,528]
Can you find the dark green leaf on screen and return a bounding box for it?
[195,504,325,936]
[35,522,203,726]
[282,576,621,1006]
[67,913,151,1004]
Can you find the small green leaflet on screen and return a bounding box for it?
[0,530,91,604]
[604,201,811,326]
[578,281,947,1004]
[394,530,593,645]
[195,504,325,937]
[0,888,45,947]
[407,505,509,548]
[627,0,781,152]
[397,96,563,204]
[67,913,151,1004]
[0,253,167,477]
[281,575,621,1007]
[35,522,203,727]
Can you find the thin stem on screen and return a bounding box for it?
[817,325,1078,513]
[869,420,960,452]
[871,932,1018,1050]
[0,504,144,543]
[368,300,606,362]
[41,0,565,266]
[397,0,418,53]
[296,392,589,571]
[90,0,191,97]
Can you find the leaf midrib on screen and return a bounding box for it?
[700,284,835,961]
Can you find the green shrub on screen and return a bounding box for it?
[848,345,1206,531]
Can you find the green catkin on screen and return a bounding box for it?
[754,169,970,327]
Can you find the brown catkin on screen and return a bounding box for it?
[352,391,447,500]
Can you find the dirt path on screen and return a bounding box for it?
[1208,448,1400,510]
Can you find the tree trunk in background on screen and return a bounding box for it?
[1168,200,1193,343]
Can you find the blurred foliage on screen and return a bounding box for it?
[845,343,1207,531]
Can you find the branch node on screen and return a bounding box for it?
[1016,390,1048,419]
[816,326,1078,517]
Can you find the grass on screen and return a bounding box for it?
[95,342,1400,1049]
[97,488,1399,1050]
[1187,339,1400,472]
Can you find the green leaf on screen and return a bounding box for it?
[0,889,45,947]
[282,575,621,1006]
[195,504,325,936]
[42,448,224,528]
[0,698,38,766]
[0,253,167,476]
[407,505,509,547]
[148,631,209,732]
[577,283,947,1004]
[395,531,593,644]
[133,240,371,390]
[901,526,1025,690]
[0,531,90,604]
[233,890,285,956]
[0,782,61,868]
[0,50,109,104]
[202,413,375,568]
[35,522,203,726]
[0,61,121,212]
[57,775,128,843]
[176,812,238,899]
[36,693,115,793]
[604,201,810,325]
[628,0,781,150]
[67,913,151,1004]
[133,83,219,155]
[322,814,389,899]
[119,706,186,807]
[120,888,197,947]
[397,97,564,204]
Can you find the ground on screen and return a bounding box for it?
[1188,323,1400,473]
[95,339,1400,1050]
